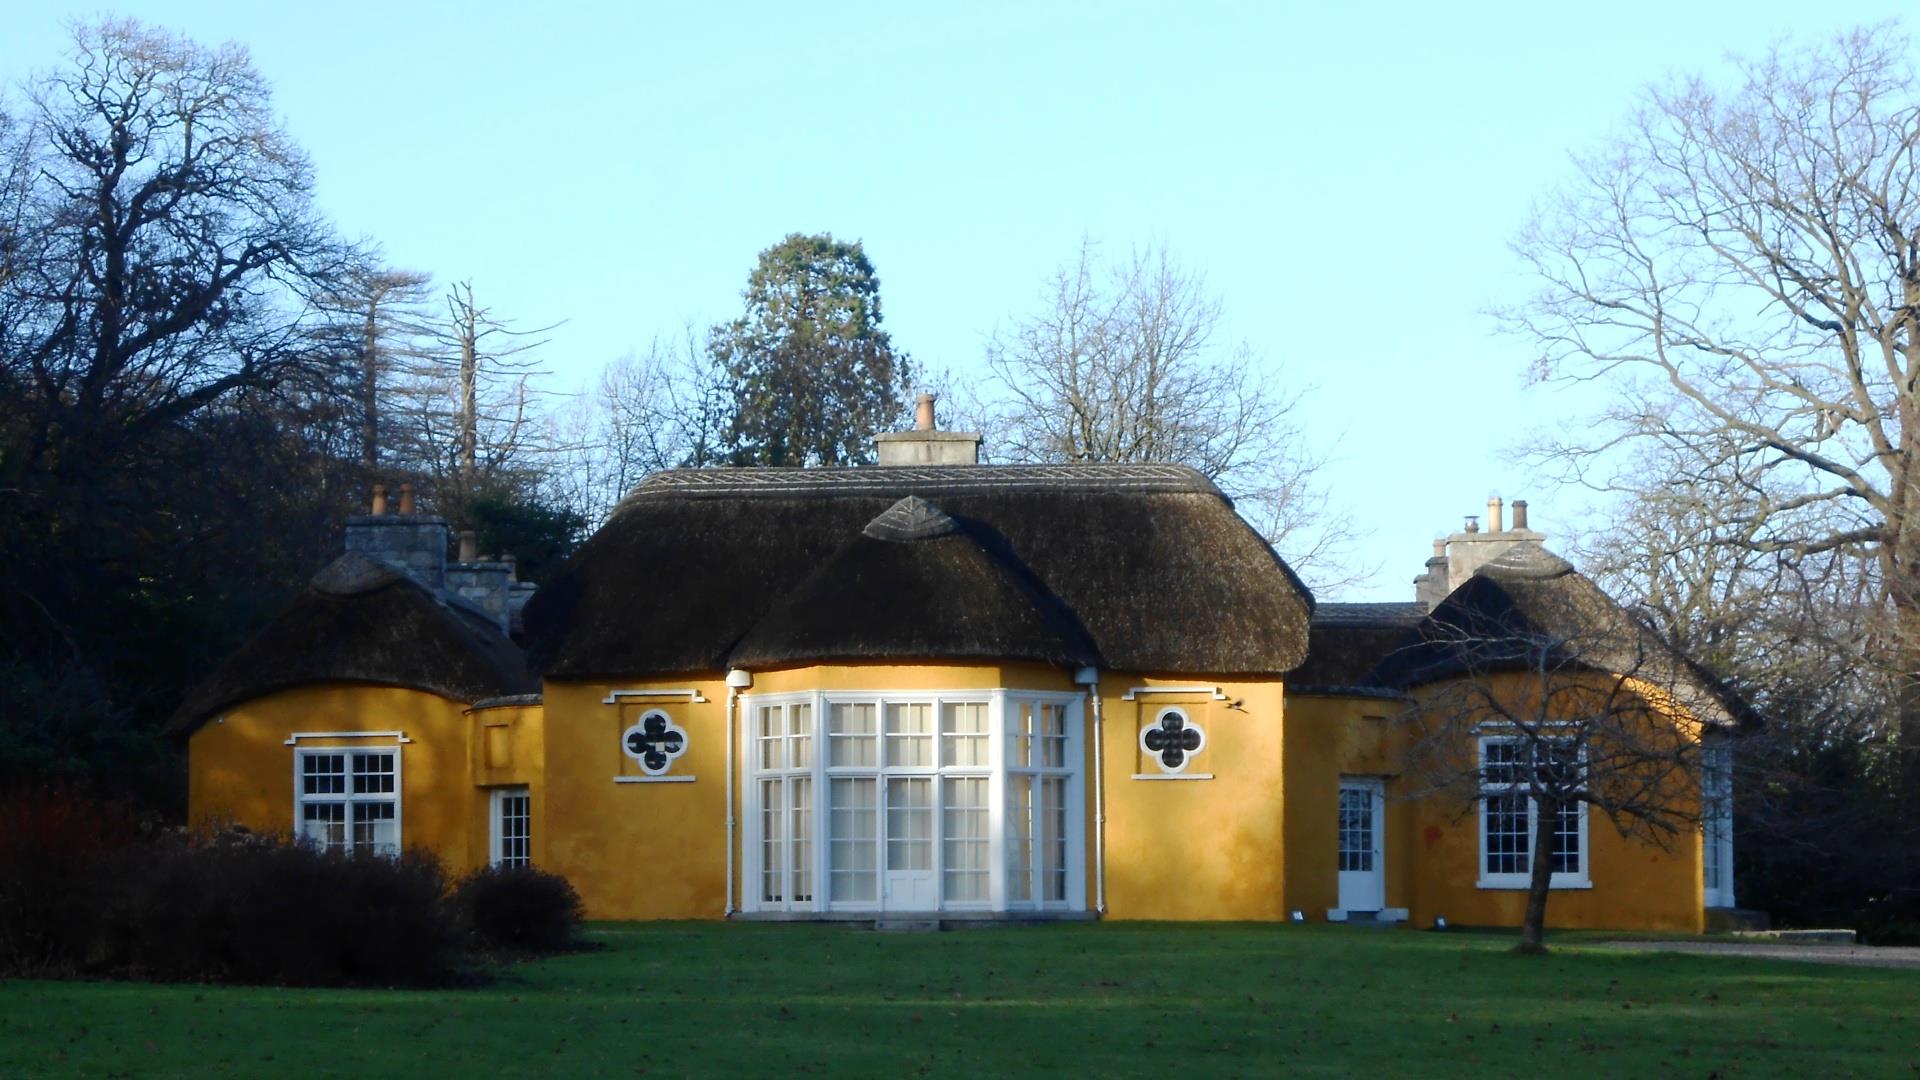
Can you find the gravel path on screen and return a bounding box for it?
[1599,940,1920,970]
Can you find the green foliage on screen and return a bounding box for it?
[465,493,585,586]
[3,923,1917,1074]
[708,233,913,466]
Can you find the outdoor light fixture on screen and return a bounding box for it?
[1290,910,1306,923]
[1433,916,1449,931]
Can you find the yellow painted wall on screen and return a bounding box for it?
[186,683,492,873]
[1279,674,1707,933]
[539,676,731,921]
[1281,693,1409,920]
[1097,675,1289,921]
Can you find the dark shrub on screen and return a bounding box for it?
[97,835,463,985]
[0,785,147,976]
[1858,889,1920,947]
[451,865,584,953]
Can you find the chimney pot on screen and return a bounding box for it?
[371,484,388,516]
[1512,499,1530,531]
[1465,515,1480,533]
[914,392,936,432]
[1432,538,1447,558]
[1487,495,1504,533]
[457,529,478,563]
[398,483,415,515]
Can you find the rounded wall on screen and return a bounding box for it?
[187,683,481,871]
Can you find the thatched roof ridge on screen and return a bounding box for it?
[623,463,1224,502]
[1289,601,1428,691]
[168,554,532,736]
[525,464,1312,678]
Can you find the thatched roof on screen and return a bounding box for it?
[1362,545,1751,728]
[168,553,532,736]
[730,497,1100,669]
[1289,601,1428,692]
[523,464,1313,678]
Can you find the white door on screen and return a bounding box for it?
[884,777,937,910]
[1337,780,1385,913]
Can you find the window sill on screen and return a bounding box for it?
[1476,878,1592,891]
[613,775,696,784]
[1130,772,1213,781]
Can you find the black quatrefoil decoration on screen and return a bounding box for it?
[1140,711,1205,773]
[622,711,688,775]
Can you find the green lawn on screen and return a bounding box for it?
[3,922,1916,1077]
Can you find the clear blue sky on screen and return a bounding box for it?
[2,2,1907,598]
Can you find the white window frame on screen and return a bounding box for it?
[292,744,403,856]
[739,688,1085,915]
[490,787,532,868]
[1476,735,1590,890]
[1136,705,1207,777]
[1702,741,1736,908]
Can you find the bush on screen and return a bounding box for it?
[94,834,463,985]
[451,864,584,953]
[0,785,148,976]
[1858,889,1920,947]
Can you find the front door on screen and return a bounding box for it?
[1337,779,1385,913]
[883,777,936,910]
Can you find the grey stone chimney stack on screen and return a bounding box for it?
[875,392,982,466]
[344,485,448,591]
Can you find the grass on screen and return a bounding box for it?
[3,922,1917,1077]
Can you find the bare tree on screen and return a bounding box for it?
[389,280,558,520]
[985,240,1354,585]
[317,266,433,471]
[1504,25,1920,811]
[1385,552,1728,952]
[551,327,731,525]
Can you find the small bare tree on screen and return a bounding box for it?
[315,266,434,471]
[1387,554,1729,953]
[985,240,1354,586]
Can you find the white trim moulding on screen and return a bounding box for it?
[284,731,412,746]
[1121,685,1226,701]
[603,689,709,704]
[1129,772,1215,781]
[613,775,697,784]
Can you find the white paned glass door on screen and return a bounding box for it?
[884,776,936,910]
[1336,779,1385,913]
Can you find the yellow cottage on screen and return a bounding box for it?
[172,417,1744,931]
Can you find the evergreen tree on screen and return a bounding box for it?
[709,234,912,466]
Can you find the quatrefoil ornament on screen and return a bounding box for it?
[1140,710,1205,773]
[623,710,688,775]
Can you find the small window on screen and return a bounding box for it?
[1139,708,1205,774]
[492,788,531,868]
[295,748,400,855]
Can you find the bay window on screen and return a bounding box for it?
[746,690,1084,914]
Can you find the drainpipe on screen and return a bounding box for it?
[725,668,753,917]
[1074,666,1106,915]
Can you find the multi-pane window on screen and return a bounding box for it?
[748,692,1082,914]
[1703,742,1735,906]
[1008,701,1072,906]
[296,749,399,855]
[1478,737,1587,886]
[757,702,814,905]
[492,788,530,867]
[1338,787,1374,872]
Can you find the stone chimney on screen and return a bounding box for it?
[1412,538,1451,609]
[874,392,982,466]
[1414,494,1549,607]
[445,549,517,635]
[345,485,448,591]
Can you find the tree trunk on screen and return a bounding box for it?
[361,304,380,472]
[1517,796,1558,955]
